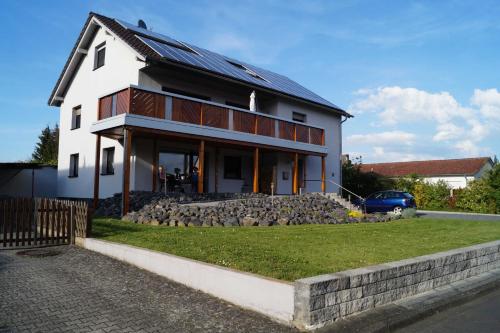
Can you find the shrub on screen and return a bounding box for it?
[412,180,450,210]
[455,178,496,214]
[401,208,417,219]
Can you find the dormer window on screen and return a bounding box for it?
[226,59,267,81]
[94,42,106,69]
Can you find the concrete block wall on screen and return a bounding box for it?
[294,240,500,329]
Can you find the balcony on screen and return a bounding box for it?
[92,86,327,155]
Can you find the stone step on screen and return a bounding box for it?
[313,192,362,214]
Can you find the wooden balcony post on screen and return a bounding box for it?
[122,128,132,216]
[293,152,299,194]
[198,140,205,193]
[152,139,158,192]
[253,147,259,193]
[214,147,219,193]
[93,134,101,209]
[321,156,326,193]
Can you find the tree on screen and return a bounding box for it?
[31,124,59,165]
[342,158,394,197]
[486,163,500,213]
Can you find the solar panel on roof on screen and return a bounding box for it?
[115,19,197,54]
[114,17,342,110]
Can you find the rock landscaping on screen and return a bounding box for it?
[96,191,403,227]
[95,191,265,218]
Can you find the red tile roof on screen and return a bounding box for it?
[360,157,493,177]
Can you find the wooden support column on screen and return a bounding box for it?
[152,139,158,192]
[321,156,326,193]
[293,152,299,194]
[93,134,101,209]
[253,147,259,193]
[122,128,132,216]
[214,147,219,193]
[198,140,205,193]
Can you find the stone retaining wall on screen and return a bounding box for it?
[294,240,500,329]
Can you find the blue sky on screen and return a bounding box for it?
[0,0,499,162]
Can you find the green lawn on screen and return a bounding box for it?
[92,218,500,281]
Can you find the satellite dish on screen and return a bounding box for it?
[138,19,147,29]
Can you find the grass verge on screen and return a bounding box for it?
[92,218,500,281]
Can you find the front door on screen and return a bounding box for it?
[260,153,277,194]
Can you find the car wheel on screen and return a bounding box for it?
[393,206,403,215]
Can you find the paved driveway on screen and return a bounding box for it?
[417,210,500,221]
[0,246,296,333]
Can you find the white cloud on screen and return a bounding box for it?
[346,86,499,162]
[346,131,415,146]
[471,88,500,120]
[432,123,464,142]
[370,147,438,162]
[349,86,469,125]
[454,140,480,156]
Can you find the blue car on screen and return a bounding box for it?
[362,190,416,214]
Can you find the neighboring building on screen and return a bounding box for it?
[48,12,351,213]
[0,163,57,198]
[360,157,495,189]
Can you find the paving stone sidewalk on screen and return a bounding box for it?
[0,246,296,333]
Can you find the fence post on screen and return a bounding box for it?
[70,204,76,244]
[86,204,92,238]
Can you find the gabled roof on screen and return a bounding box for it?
[48,12,350,117]
[360,157,494,177]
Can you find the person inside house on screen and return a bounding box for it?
[158,166,166,192]
[191,167,199,192]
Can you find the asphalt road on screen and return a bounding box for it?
[396,287,500,333]
[417,210,500,221]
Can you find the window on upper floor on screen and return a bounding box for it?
[69,153,79,178]
[224,156,242,179]
[71,105,81,130]
[292,112,306,123]
[225,101,248,110]
[94,42,106,70]
[161,86,210,101]
[101,147,115,175]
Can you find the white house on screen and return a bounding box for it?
[360,157,495,189]
[48,12,351,214]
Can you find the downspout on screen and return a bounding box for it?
[339,115,348,194]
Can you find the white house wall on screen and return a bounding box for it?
[423,176,473,189]
[0,167,57,198]
[57,25,145,198]
[272,99,342,193]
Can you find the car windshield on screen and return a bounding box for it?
[402,192,413,198]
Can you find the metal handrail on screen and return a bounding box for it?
[304,178,366,213]
[325,179,364,201]
[303,179,364,201]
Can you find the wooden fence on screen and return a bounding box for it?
[0,198,91,248]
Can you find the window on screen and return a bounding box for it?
[101,147,115,175]
[94,42,106,69]
[225,101,248,110]
[71,106,81,130]
[161,87,210,101]
[224,156,242,179]
[69,154,79,177]
[292,112,306,123]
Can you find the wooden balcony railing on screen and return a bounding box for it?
[98,87,325,146]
